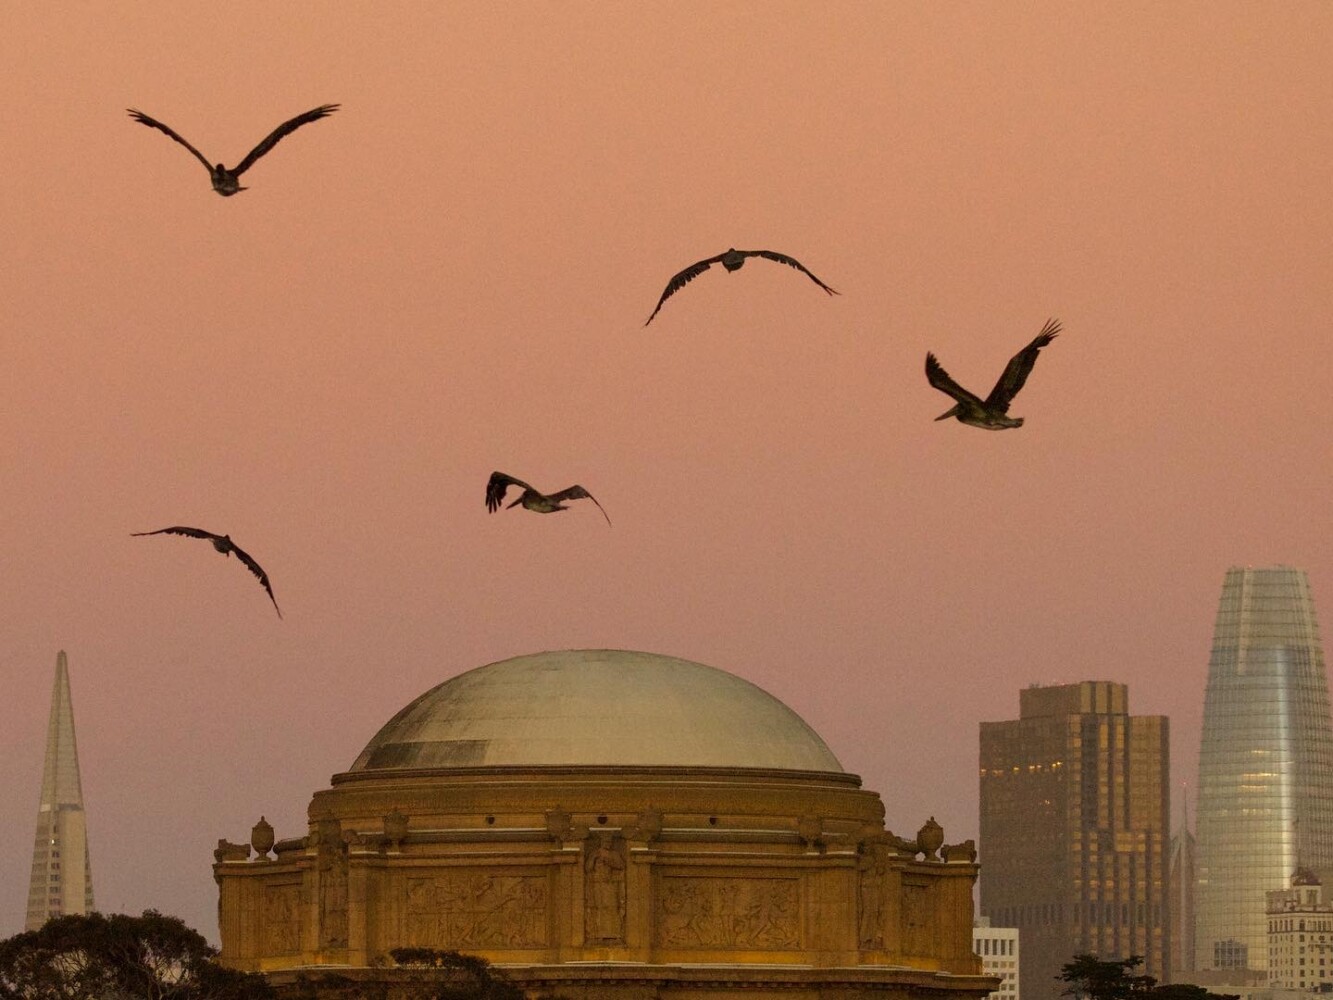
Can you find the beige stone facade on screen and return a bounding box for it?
[215,650,995,1000]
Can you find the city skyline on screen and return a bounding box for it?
[2,3,1330,939]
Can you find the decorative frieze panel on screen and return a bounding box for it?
[261,883,301,955]
[404,873,548,948]
[656,876,800,949]
[901,878,933,956]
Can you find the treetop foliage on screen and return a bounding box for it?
[1058,954,1239,1000]
[0,910,273,1000]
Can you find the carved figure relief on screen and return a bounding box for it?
[584,833,626,943]
[545,807,572,844]
[214,839,250,863]
[625,806,662,844]
[318,844,349,949]
[263,883,301,954]
[857,847,888,949]
[657,877,799,949]
[405,873,548,948]
[942,839,977,863]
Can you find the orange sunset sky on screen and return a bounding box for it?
[2,3,1331,938]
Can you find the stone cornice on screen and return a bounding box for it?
[330,764,862,786]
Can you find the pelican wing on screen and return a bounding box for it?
[232,104,340,176]
[749,250,840,295]
[228,541,282,618]
[486,471,533,512]
[644,253,726,325]
[127,110,214,173]
[925,353,985,408]
[984,318,1061,413]
[549,485,611,525]
[131,525,221,542]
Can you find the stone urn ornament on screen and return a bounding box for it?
[250,816,275,859]
[916,816,944,860]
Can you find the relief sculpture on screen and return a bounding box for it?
[318,846,348,949]
[263,883,301,955]
[657,877,799,949]
[584,833,626,943]
[857,847,888,949]
[405,873,548,948]
[313,814,348,950]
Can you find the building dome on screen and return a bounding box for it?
[350,648,843,773]
[218,646,988,1000]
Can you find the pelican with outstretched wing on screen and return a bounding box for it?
[925,319,1061,430]
[645,248,838,325]
[132,526,282,616]
[485,472,610,525]
[126,104,339,195]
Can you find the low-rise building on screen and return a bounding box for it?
[975,917,1020,1000]
[1266,868,1333,991]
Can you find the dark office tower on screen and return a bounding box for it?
[1195,567,1333,980]
[24,651,95,930]
[980,682,1170,1000]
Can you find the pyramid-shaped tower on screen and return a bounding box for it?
[25,651,95,930]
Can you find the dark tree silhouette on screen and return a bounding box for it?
[1059,954,1157,1000]
[1148,986,1241,1000]
[1058,954,1238,1000]
[0,910,273,1000]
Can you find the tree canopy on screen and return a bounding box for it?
[1058,954,1239,1000]
[0,911,273,1000]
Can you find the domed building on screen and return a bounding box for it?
[215,650,991,999]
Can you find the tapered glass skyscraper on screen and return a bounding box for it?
[25,651,95,930]
[1195,567,1333,977]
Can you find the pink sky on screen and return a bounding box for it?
[2,3,1331,939]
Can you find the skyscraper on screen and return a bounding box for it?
[25,651,95,930]
[1168,795,1196,976]
[1195,566,1333,979]
[980,681,1170,1000]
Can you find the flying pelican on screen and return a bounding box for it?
[126,104,339,195]
[132,526,282,617]
[485,472,610,525]
[645,248,839,325]
[925,319,1061,430]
